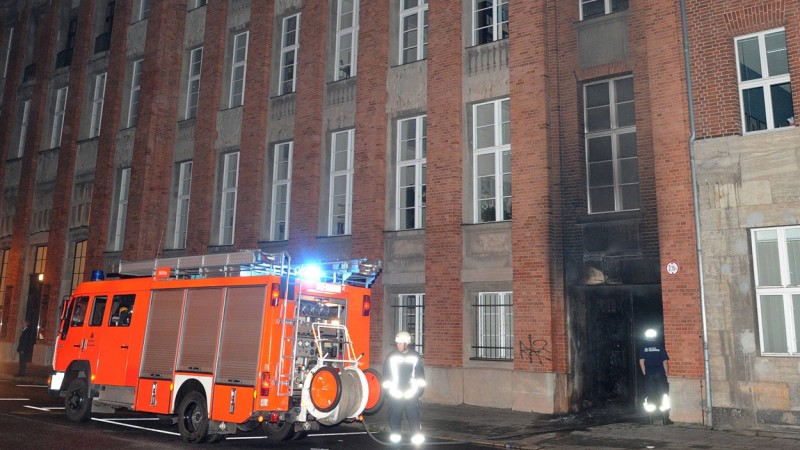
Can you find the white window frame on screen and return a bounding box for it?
[396,293,425,355]
[472,98,510,223]
[2,27,12,79]
[735,28,794,133]
[90,72,107,138]
[271,142,293,241]
[138,0,150,21]
[71,240,87,293]
[229,31,249,108]
[128,60,143,127]
[328,129,354,236]
[219,152,239,245]
[186,47,203,119]
[173,161,192,249]
[399,0,428,64]
[279,14,300,95]
[335,0,359,81]
[16,100,30,158]
[192,0,208,9]
[112,168,131,251]
[472,0,508,46]
[396,115,426,230]
[51,86,68,148]
[475,291,513,360]
[584,75,638,213]
[752,226,800,355]
[579,0,628,21]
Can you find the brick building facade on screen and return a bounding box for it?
[5,0,784,427]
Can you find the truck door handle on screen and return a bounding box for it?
[73,344,81,348]
[120,345,129,349]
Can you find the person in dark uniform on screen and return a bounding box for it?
[638,328,672,424]
[382,331,426,446]
[16,321,35,377]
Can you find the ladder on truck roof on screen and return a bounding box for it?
[117,249,382,288]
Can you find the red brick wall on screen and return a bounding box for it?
[645,2,702,379]
[235,2,274,248]
[287,1,327,261]
[509,1,563,374]
[3,6,57,342]
[87,0,132,271]
[351,0,389,366]
[44,0,96,345]
[688,0,800,138]
[185,1,228,255]
[124,1,187,260]
[424,2,464,367]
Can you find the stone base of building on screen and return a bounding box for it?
[667,376,705,424]
[422,367,569,414]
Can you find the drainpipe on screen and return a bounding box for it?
[680,0,713,428]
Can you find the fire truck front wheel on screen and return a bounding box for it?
[64,378,91,422]
[177,391,209,443]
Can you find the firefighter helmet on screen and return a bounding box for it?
[395,331,412,344]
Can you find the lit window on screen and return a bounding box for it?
[736,29,794,132]
[335,0,359,80]
[752,227,800,355]
[173,161,192,249]
[474,292,513,360]
[279,14,300,95]
[271,142,292,241]
[584,76,638,213]
[219,152,239,245]
[399,0,428,64]
[229,32,249,107]
[186,48,202,119]
[395,293,424,355]
[128,60,143,127]
[51,87,69,148]
[397,116,426,229]
[329,130,354,236]
[473,98,510,222]
[580,0,629,21]
[473,0,508,46]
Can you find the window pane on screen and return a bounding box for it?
[755,229,780,286]
[615,77,634,102]
[618,132,637,158]
[619,158,639,183]
[620,184,640,210]
[760,295,788,353]
[742,87,767,132]
[586,83,609,108]
[590,186,614,212]
[770,82,794,129]
[501,100,511,145]
[611,0,629,13]
[765,31,788,76]
[587,106,611,132]
[787,229,800,285]
[616,101,636,127]
[738,37,762,81]
[582,0,604,19]
[587,136,612,162]
[589,161,613,187]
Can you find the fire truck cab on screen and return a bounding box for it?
[49,250,384,443]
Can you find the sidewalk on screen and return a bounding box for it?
[4,362,800,449]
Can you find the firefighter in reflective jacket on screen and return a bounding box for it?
[383,331,426,446]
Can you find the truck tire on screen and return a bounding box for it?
[263,420,295,441]
[177,391,209,443]
[64,378,91,422]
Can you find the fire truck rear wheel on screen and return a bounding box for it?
[177,391,210,443]
[263,420,295,441]
[64,378,91,422]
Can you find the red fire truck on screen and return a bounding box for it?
[48,250,384,443]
